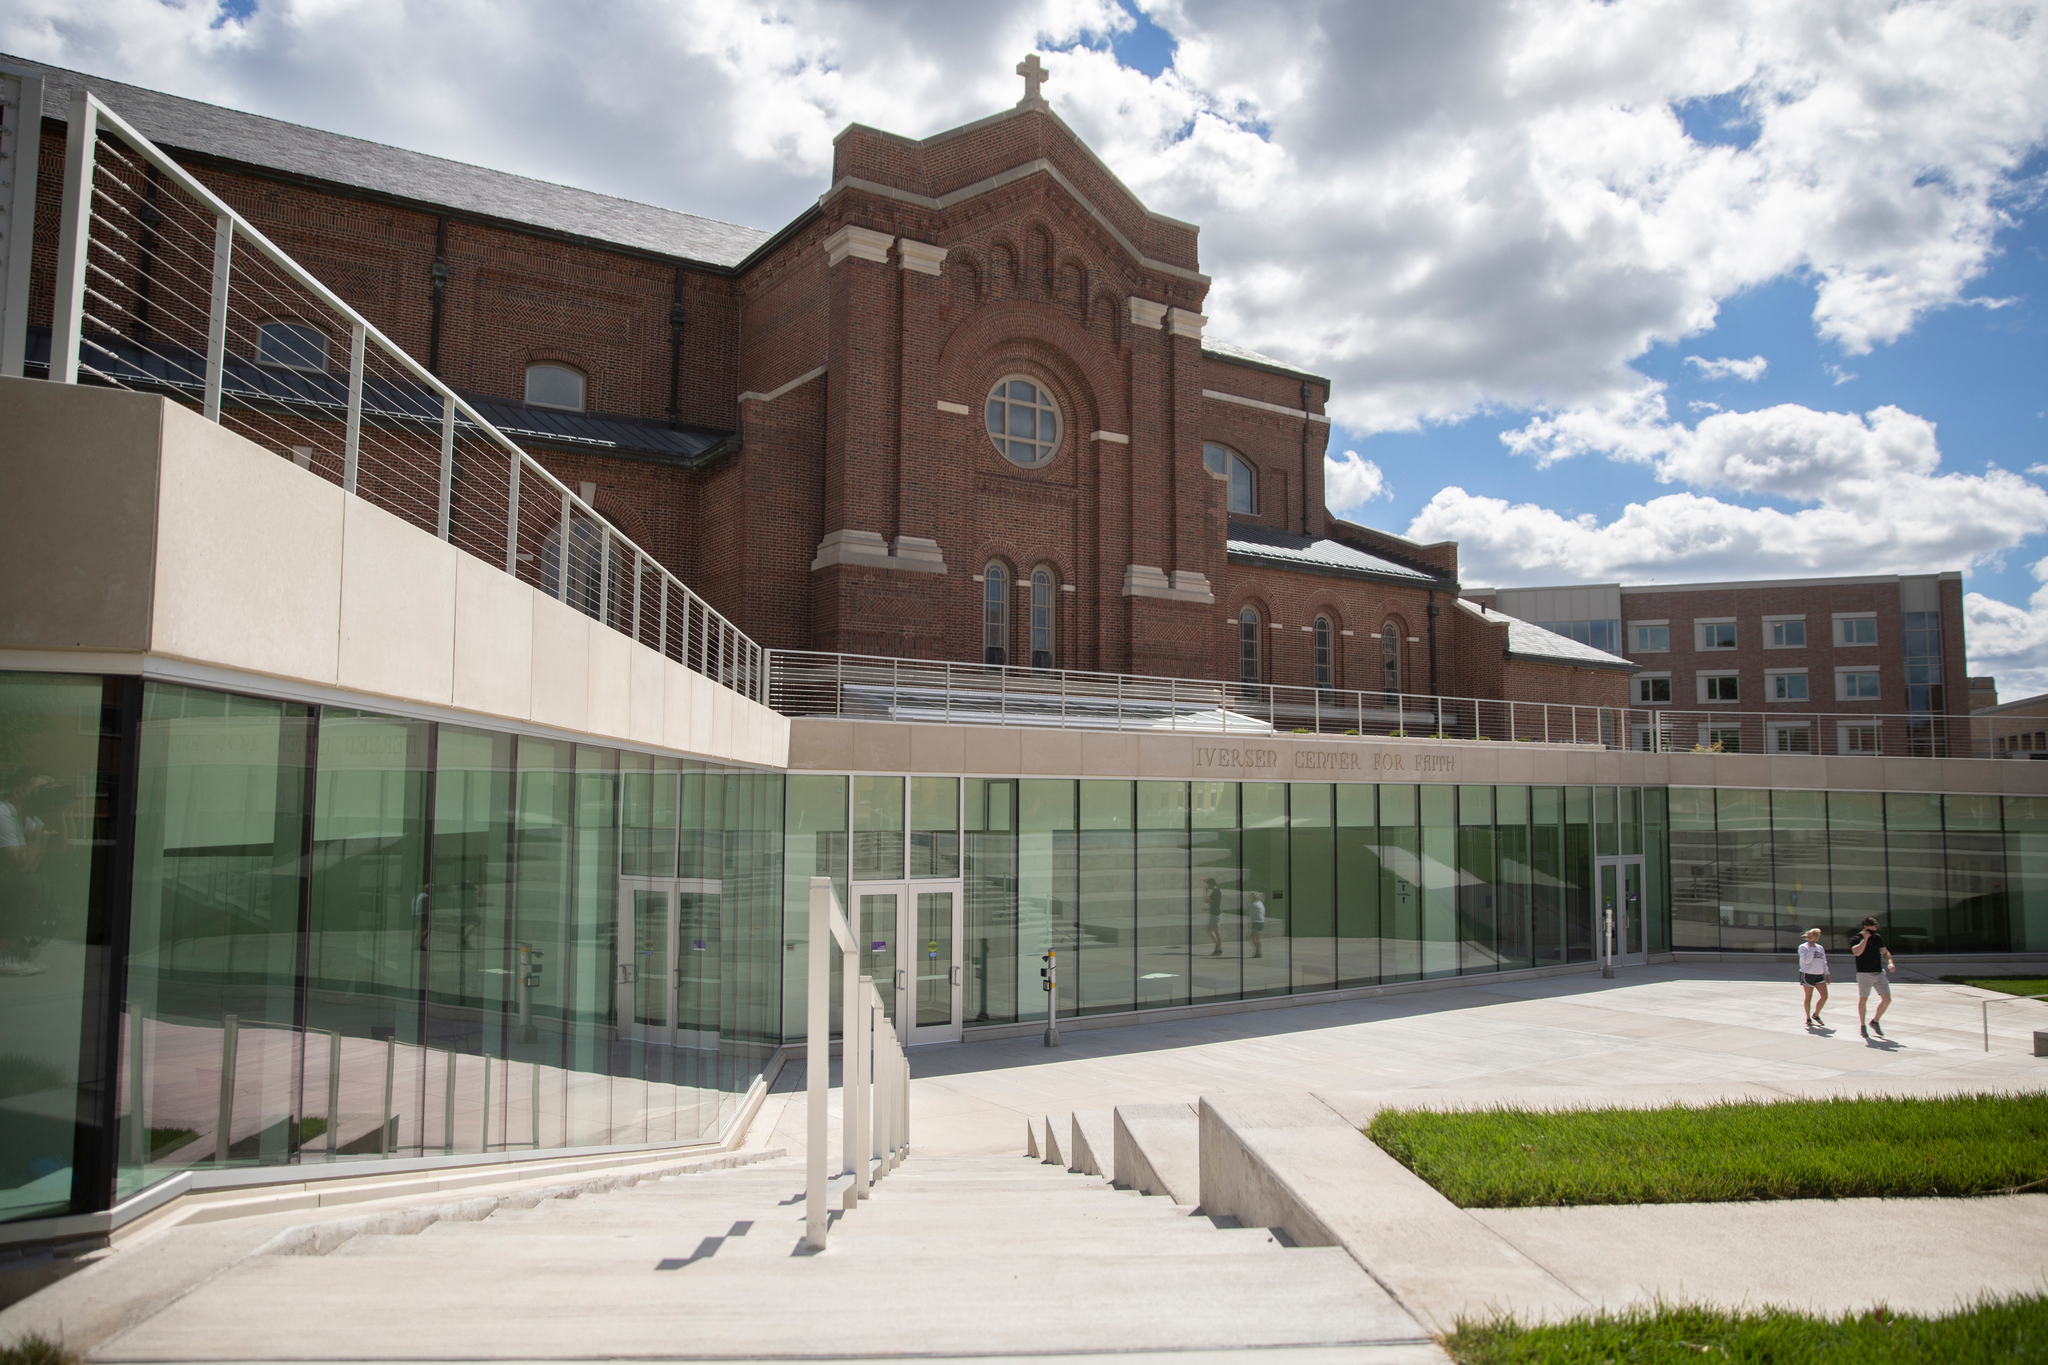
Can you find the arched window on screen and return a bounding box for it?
[1239,606,1262,685]
[525,363,586,412]
[256,321,329,372]
[986,377,1061,467]
[1381,622,1402,696]
[983,564,1009,666]
[1202,443,1258,515]
[1030,567,1055,670]
[1314,615,1334,691]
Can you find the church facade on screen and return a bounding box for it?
[19,54,1633,705]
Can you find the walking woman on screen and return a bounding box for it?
[1798,927,1829,1028]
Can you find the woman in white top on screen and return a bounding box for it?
[1797,927,1830,1029]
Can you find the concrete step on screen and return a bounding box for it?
[1113,1102,1201,1204]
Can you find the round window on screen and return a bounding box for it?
[986,377,1062,467]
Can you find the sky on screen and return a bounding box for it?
[8,0,2047,687]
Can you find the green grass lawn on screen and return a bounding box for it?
[1941,975,2048,997]
[1442,1296,2048,1365]
[1366,1093,2048,1207]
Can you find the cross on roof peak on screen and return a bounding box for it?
[1016,53,1049,105]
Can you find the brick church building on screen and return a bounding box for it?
[18,53,1633,707]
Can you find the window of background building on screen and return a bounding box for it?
[1538,620,1621,652]
[1835,614,1877,646]
[1313,616,1334,691]
[256,321,329,371]
[1700,724,1742,751]
[1632,623,1670,652]
[1766,619,1807,648]
[987,378,1061,467]
[1696,620,1737,650]
[982,564,1008,666]
[524,363,586,411]
[1381,623,1401,696]
[1701,673,1739,703]
[1634,675,1672,705]
[1838,669,1880,701]
[1839,722,1881,753]
[1238,608,1261,685]
[1202,444,1259,515]
[1904,611,1943,713]
[1030,568,1055,670]
[1769,722,1812,753]
[1769,671,1809,701]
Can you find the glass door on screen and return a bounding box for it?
[853,883,903,1034]
[1595,858,1648,968]
[617,877,677,1044]
[907,884,963,1044]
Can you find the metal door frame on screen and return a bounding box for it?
[1595,856,1648,969]
[616,875,722,1047]
[904,881,965,1046]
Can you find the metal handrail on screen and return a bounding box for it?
[766,649,1984,754]
[47,89,766,705]
[1982,992,2048,1051]
[805,876,908,1251]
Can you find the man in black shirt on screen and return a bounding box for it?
[1852,917,1895,1039]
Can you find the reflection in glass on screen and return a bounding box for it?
[1136,782,1191,1010]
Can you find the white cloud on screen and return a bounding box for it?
[1418,398,2048,585]
[1684,354,1768,381]
[1967,562,2048,697]
[1324,449,1389,516]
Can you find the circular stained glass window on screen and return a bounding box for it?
[986,377,1061,467]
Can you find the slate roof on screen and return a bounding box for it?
[25,327,732,465]
[1226,523,1446,587]
[1202,336,1330,385]
[9,55,775,268]
[1457,600,1638,671]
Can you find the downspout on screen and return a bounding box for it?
[426,215,448,376]
[666,267,686,428]
[1427,590,1440,697]
[1299,381,1312,534]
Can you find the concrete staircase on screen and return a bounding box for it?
[90,1138,1440,1362]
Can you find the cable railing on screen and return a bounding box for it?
[45,89,764,705]
[767,649,1981,756]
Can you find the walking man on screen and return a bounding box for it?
[1798,927,1829,1028]
[1852,916,1895,1039]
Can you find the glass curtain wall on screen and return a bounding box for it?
[1664,788,2044,953]
[0,672,791,1222]
[936,780,1610,1028]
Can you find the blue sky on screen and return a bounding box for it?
[8,0,2046,683]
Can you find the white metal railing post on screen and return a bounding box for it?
[850,976,871,1203]
[0,66,43,379]
[437,393,456,539]
[50,90,100,385]
[557,490,573,604]
[600,526,613,629]
[632,553,644,644]
[840,947,860,1206]
[203,217,231,421]
[343,322,366,493]
[806,876,857,1251]
[503,454,521,574]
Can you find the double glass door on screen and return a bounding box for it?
[851,881,963,1044]
[1596,859,1646,968]
[616,876,722,1046]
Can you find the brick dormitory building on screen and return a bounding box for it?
[12,54,1642,713]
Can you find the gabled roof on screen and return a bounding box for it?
[9,55,774,269]
[1227,523,1446,588]
[1458,600,1638,671]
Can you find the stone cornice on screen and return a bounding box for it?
[1203,388,1332,425]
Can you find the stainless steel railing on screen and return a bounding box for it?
[44,88,765,704]
[766,649,1980,756]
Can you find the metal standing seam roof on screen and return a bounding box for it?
[1225,523,1445,586]
[1201,336,1330,385]
[9,55,776,268]
[1457,600,1638,671]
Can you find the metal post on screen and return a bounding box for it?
[437,393,456,540]
[326,1029,341,1156]
[380,1035,396,1156]
[504,453,522,575]
[849,975,870,1204]
[1602,900,1615,980]
[600,525,613,629]
[841,949,861,1205]
[214,1014,239,1164]
[632,553,644,644]
[0,67,44,379]
[343,322,365,494]
[558,490,574,604]
[1042,950,1059,1047]
[203,217,231,421]
[51,91,100,385]
[659,577,669,661]
[481,1055,491,1153]
[443,1050,456,1154]
[805,877,833,1251]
